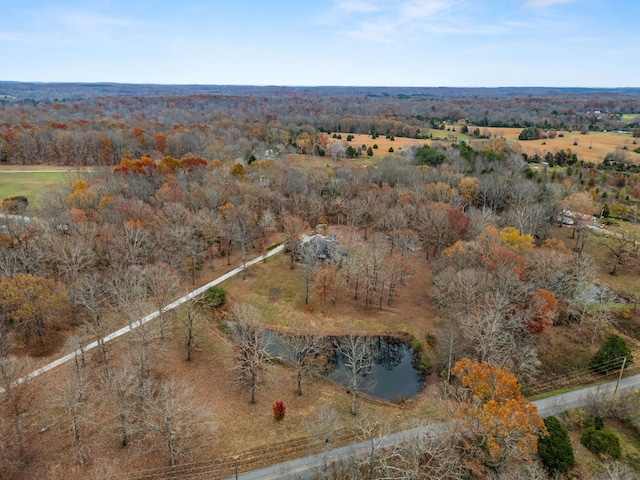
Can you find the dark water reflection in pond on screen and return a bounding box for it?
[267,332,423,403]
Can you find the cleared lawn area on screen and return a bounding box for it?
[325,128,640,165]
[621,113,640,123]
[221,227,437,341]
[323,133,429,159]
[0,171,67,204]
[480,127,640,165]
[0,166,83,206]
[549,224,640,299]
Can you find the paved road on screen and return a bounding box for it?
[5,228,639,478]
[226,373,640,480]
[534,372,640,418]
[3,243,288,391]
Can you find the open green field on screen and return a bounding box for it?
[621,113,640,123]
[0,171,67,205]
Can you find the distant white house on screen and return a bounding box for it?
[0,213,31,224]
[557,209,596,226]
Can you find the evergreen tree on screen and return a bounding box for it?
[345,145,358,158]
[590,333,633,374]
[538,416,575,474]
[581,427,622,459]
[518,127,541,140]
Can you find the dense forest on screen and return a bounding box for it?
[1,83,640,168]
[1,83,639,479]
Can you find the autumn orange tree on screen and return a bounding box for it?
[499,226,534,252]
[448,358,546,475]
[66,179,99,211]
[524,288,558,334]
[0,274,70,345]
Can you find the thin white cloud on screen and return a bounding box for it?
[335,1,381,13]
[399,0,455,20]
[329,0,466,42]
[346,20,399,42]
[503,15,575,31]
[426,22,505,35]
[0,32,22,42]
[525,0,578,7]
[1,8,163,50]
[46,8,156,30]
[465,43,501,54]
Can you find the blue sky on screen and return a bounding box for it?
[2,0,638,87]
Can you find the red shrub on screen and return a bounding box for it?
[273,401,286,422]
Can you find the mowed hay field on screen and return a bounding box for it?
[323,133,429,160]
[0,166,97,205]
[482,126,640,165]
[325,128,640,165]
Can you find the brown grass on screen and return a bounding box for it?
[481,127,640,165]
[11,225,639,479]
[12,228,441,479]
[324,133,428,160]
[223,227,437,341]
[324,128,640,165]
[11,205,638,478]
[549,225,640,298]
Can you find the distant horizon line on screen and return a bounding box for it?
[1,80,639,90]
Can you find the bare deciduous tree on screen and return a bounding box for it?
[257,208,276,249]
[299,238,323,305]
[278,318,323,396]
[588,291,616,344]
[304,404,342,453]
[65,336,86,403]
[228,205,257,280]
[57,372,90,466]
[47,226,97,308]
[281,214,309,269]
[110,220,153,267]
[139,379,214,466]
[107,268,147,326]
[231,303,272,404]
[180,294,201,362]
[377,429,464,480]
[191,208,223,270]
[0,355,37,466]
[101,363,137,448]
[144,262,180,342]
[76,273,111,378]
[586,460,637,480]
[336,332,374,415]
[313,263,338,314]
[601,226,639,275]
[127,320,158,412]
[352,413,387,480]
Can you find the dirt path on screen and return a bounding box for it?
[1,243,289,393]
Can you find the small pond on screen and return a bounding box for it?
[267,332,423,403]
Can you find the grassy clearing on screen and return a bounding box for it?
[221,227,437,341]
[483,127,640,165]
[621,113,640,123]
[606,423,640,471]
[549,225,640,298]
[0,171,67,204]
[325,126,640,165]
[529,385,584,400]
